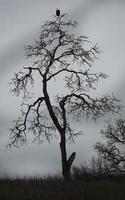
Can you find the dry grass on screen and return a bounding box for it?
[0,175,125,200]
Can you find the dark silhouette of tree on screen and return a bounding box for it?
[95,118,125,173]
[72,155,111,180]
[8,13,121,180]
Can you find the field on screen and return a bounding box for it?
[0,177,125,200]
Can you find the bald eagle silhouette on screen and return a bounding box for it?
[56,9,60,17]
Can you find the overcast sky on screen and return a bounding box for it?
[0,0,125,178]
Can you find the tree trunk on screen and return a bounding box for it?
[60,134,76,180]
[43,77,75,179]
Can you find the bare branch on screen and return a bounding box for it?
[95,119,125,173]
[7,97,45,148]
[58,93,121,120]
[9,67,34,100]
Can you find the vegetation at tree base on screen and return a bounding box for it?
[95,118,125,174]
[8,12,121,180]
[72,156,125,181]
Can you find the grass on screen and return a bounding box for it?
[0,176,125,200]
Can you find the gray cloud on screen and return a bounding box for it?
[71,0,124,21]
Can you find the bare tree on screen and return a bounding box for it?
[8,13,121,180]
[72,155,110,180]
[95,119,125,174]
[89,156,110,176]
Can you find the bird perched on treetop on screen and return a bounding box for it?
[56,8,60,17]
